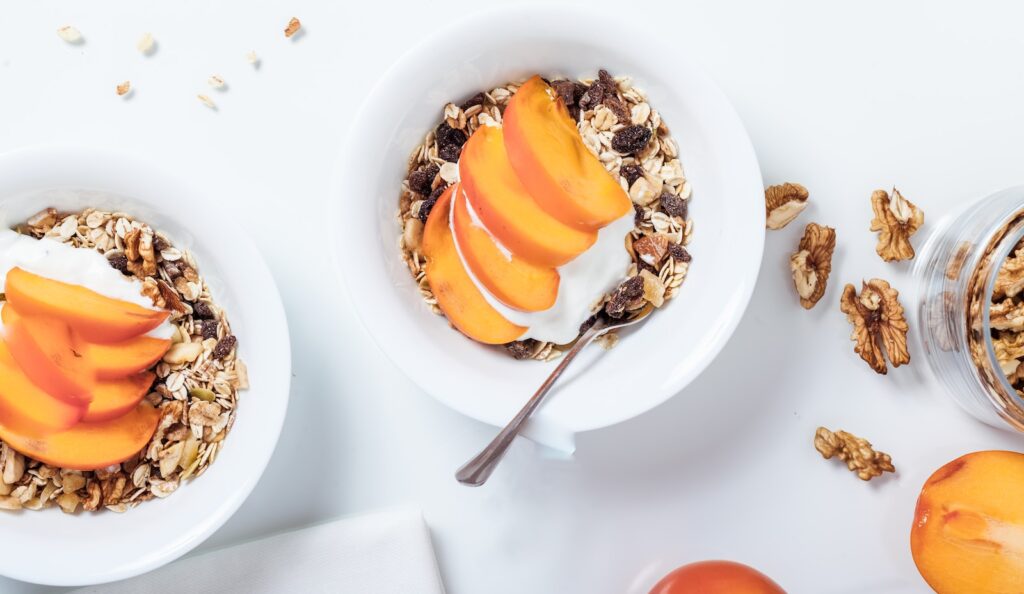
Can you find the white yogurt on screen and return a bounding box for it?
[451,186,633,344]
[0,229,173,339]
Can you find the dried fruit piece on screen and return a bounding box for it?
[611,125,652,154]
[764,182,808,230]
[790,223,836,309]
[814,427,895,481]
[634,234,669,267]
[619,164,643,187]
[57,26,82,43]
[116,81,131,97]
[136,33,155,54]
[605,276,644,318]
[870,188,924,262]
[839,279,910,374]
[408,163,439,195]
[660,193,688,219]
[284,17,301,38]
[212,335,237,360]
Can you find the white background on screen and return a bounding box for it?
[2,1,1024,592]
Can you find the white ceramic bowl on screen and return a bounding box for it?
[332,7,763,451]
[0,146,291,586]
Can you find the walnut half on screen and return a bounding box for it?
[765,182,808,230]
[814,427,895,481]
[790,223,836,309]
[870,188,924,262]
[839,279,910,374]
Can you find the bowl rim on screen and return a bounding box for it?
[0,144,291,586]
[330,5,764,440]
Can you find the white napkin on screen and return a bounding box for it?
[74,508,445,594]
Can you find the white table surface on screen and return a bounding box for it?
[2,1,1023,592]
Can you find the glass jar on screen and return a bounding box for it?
[914,186,1024,431]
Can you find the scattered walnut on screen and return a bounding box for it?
[284,17,301,38]
[814,427,895,481]
[839,279,910,374]
[869,188,924,262]
[790,223,836,309]
[764,182,808,230]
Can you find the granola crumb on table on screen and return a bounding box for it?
[0,208,247,513]
[398,69,693,361]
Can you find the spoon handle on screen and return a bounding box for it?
[455,321,605,487]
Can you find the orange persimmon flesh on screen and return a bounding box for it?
[85,336,171,380]
[459,124,596,267]
[422,184,527,344]
[450,187,559,312]
[0,402,161,471]
[83,372,156,423]
[1,305,93,405]
[0,340,84,436]
[5,267,168,344]
[503,75,632,230]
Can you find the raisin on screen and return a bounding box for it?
[164,263,182,279]
[620,164,644,187]
[605,276,644,318]
[660,193,688,219]
[579,313,602,335]
[107,253,130,275]
[212,335,237,360]
[633,203,645,227]
[153,235,170,253]
[438,143,462,163]
[669,243,692,263]
[636,259,658,275]
[612,125,652,154]
[460,92,485,110]
[418,185,447,223]
[435,122,467,148]
[192,300,216,320]
[551,80,578,107]
[201,320,219,341]
[408,163,439,195]
[505,339,537,360]
[578,83,604,111]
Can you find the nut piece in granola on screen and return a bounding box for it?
[790,223,836,309]
[814,426,895,481]
[839,279,910,374]
[870,188,924,262]
[765,182,808,230]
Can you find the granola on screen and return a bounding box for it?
[397,70,692,361]
[0,209,247,513]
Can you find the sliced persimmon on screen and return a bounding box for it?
[5,267,168,344]
[0,402,161,471]
[459,124,596,267]
[503,75,632,230]
[422,185,527,344]
[0,340,84,436]
[1,305,93,405]
[451,187,559,312]
[83,372,155,423]
[85,336,171,380]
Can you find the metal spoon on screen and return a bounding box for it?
[455,305,655,486]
